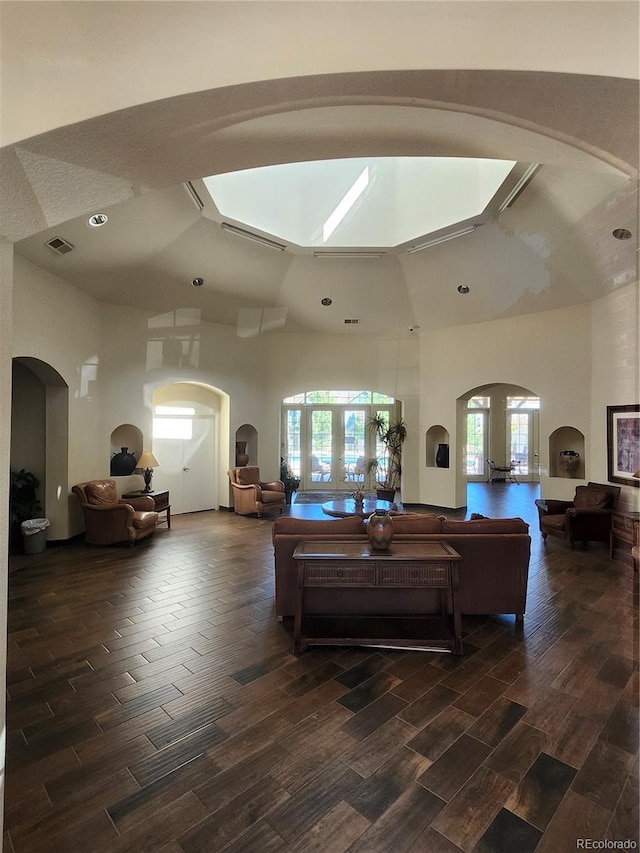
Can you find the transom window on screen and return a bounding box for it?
[284,390,394,405]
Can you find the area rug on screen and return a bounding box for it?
[294,491,346,504]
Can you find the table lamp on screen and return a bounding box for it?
[137,451,160,493]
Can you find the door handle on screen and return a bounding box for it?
[183,467,190,472]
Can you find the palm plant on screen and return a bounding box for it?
[364,414,407,494]
[280,457,300,505]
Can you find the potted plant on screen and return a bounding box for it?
[9,468,42,553]
[280,457,300,505]
[364,414,407,502]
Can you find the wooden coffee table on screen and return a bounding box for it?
[322,498,394,518]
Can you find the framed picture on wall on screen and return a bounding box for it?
[607,404,640,486]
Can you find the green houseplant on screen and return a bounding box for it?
[280,457,300,505]
[364,415,407,501]
[9,468,42,552]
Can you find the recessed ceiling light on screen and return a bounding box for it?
[612,228,632,240]
[457,284,470,294]
[321,297,333,306]
[191,277,204,287]
[87,213,108,227]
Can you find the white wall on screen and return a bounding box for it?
[591,283,640,513]
[420,304,593,507]
[16,254,639,523]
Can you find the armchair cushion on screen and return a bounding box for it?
[86,480,119,506]
[574,486,607,509]
[237,467,260,486]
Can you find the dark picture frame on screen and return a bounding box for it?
[607,404,640,486]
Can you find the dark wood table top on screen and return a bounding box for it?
[321,498,395,518]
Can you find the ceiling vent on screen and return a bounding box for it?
[344,318,360,325]
[45,236,74,255]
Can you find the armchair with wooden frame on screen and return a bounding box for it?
[72,479,159,545]
[227,466,286,517]
[534,481,621,549]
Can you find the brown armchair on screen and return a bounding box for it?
[228,466,286,517]
[535,481,620,549]
[72,479,159,545]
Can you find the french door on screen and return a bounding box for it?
[508,409,539,481]
[283,404,392,490]
[465,410,488,480]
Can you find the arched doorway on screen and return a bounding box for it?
[11,357,69,542]
[459,383,540,485]
[151,382,226,514]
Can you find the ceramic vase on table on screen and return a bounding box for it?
[367,509,394,551]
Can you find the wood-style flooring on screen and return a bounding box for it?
[4,484,639,852]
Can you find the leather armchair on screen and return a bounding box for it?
[72,479,159,545]
[228,466,286,517]
[534,481,620,549]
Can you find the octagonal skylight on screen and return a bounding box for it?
[203,157,516,248]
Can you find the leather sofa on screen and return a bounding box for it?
[272,513,531,623]
[534,481,620,548]
[72,479,159,545]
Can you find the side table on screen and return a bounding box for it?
[123,490,171,528]
[610,510,639,570]
[293,540,463,655]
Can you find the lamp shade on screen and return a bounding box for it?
[138,451,160,469]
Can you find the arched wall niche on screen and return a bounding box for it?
[235,424,257,467]
[549,427,585,479]
[110,424,143,472]
[426,425,450,468]
[11,357,69,542]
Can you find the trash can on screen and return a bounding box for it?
[20,518,50,555]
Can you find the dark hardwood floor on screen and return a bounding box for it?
[4,484,638,852]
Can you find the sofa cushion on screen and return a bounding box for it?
[389,514,444,534]
[441,517,529,534]
[85,481,118,506]
[237,467,260,486]
[574,486,608,509]
[272,515,365,541]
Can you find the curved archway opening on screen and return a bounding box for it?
[11,357,69,546]
[458,382,540,488]
[150,381,229,514]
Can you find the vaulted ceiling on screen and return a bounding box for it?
[6,68,639,339]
